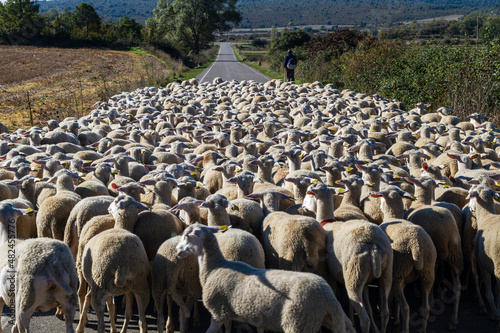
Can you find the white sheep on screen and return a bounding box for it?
[175,224,354,333]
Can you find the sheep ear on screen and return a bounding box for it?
[331,187,348,195]
[139,179,156,186]
[135,202,150,212]
[119,200,126,209]
[402,192,417,201]
[301,154,311,162]
[244,193,263,201]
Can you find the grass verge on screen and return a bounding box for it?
[178,44,220,81]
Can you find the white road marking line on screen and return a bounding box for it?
[199,46,223,83]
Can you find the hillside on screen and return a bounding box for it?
[37,0,498,27]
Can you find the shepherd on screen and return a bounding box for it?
[283,49,297,82]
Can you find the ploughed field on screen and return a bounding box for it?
[0,45,166,130]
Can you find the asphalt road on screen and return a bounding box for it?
[195,42,271,84]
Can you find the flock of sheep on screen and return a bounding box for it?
[0,76,499,333]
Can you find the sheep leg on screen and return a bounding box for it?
[224,320,232,333]
[55,306,65,320]
[76,290,91,333]
[15,304,36,333]
[193,299,201,328]
[420,273,434,333]
[78,271,88,316]
[120,292,134,333]
[155,292,166,333]
[483,271,500,321]
[392,292,401,333]
[0,298,4,333]
[134,287,150,333]
[393,282,409,333]
[165,294,174,333]
[363,286,379,333]
[90,286,108,333]
[180,296,197,333]
[471,255,487,315]
[60,298,76,333]
[106,297,117,333]
[206,317,224,333]
[379,271,391,333]
[448,266,461,331]
[348,291,370,333]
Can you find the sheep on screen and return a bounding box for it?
[79,194,150,333]
[152,236,201,333]
[175,224,354,333]
[371,186,437,333]
[334,175,368,221]
[465,185,500,325]
[358,163,385,224]
[227,197,264,237]
[63,195,114,259]
[1,238,78,333]
[405,191,463,330]
[133,207,184,265]
[259,198,327,275]
[3,176,38,239]
[311,182,393,333]
[36,171,82,240]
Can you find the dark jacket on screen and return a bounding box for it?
[283,54,297,68]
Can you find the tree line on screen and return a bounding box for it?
[0,0,240,56]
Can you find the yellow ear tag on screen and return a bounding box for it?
[220,225,229,231]
[343,142,348,146]
[196,182,203,189]
[409,195,417,201]
[338,188,346,194]
[347,167,354,173]
[232,204,240,211]
[495,182,500,187]
[312,179,318,183]
[191,172,197,176]
[494,196,500,202]
[25,208,35,216]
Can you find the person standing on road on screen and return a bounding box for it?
[283,49,297,82]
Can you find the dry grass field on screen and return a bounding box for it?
[0,45,175,130]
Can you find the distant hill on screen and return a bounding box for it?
[37,0,498,27]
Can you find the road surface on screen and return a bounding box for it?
[195,42,270,84]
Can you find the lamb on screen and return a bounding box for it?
[79,194,150,333]
[175,224,353,333]
[310,182,393,333]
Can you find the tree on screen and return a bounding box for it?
[0,0,44,44]
[148,0,241,54]
[115,16,143,41]
[73,2,101,38]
